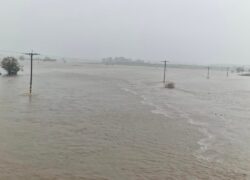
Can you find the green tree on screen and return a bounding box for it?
[1,57,20,76]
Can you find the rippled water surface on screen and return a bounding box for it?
[0,62,249,179]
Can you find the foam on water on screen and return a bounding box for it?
[120,82,217,162]
[118,68,250,177]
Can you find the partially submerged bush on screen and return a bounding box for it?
[165,82,175,89]
[1,57,20,76]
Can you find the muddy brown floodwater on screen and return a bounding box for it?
[0,62,249,179]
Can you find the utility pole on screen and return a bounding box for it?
[161,60,168,83]
[207,66,210,79]
[24,51,40,94]
[227,67,229,77]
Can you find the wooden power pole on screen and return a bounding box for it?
[161,60,168,83]
[24,51,40,94]
[207,66,210,79]
[227,67,229,77]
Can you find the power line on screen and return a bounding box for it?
[0,49,24,55]
[0,49,92,61]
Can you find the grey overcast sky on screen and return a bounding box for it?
[0,0,249,64]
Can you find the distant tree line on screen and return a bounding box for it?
[43,56,57,62]
[102,57,146,65]
[235,67,245,73]
[18,55,57,62]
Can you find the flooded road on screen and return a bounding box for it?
[0,62,249,179]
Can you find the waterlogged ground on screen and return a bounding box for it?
[0,62,249,179]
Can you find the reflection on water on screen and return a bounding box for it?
[0,62,249,179]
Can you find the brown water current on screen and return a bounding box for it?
[0,62,249,179]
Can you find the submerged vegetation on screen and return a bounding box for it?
[1,57,20,76]
[165,82,175,89]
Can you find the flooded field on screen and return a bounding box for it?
[0,62,249,179]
